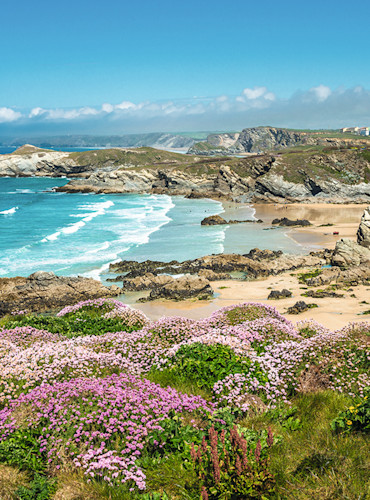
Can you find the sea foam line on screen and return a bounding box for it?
[41,200,114,243]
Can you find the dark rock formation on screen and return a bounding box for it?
[287,301,317,314]
[272,218,311,227]
[244,248,283,261]
[268,289,292,300]
[303,290,344,298]
[0,271,120,316]
[201,215,262,225]
[201,215,228,225]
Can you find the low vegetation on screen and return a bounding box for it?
[0,299,368,499]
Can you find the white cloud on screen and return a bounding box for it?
[3,85,370,133]
[242,86,275,101]
[310,84,332,102]
[0,107,22,123]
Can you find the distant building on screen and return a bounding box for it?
[340,126,368,135]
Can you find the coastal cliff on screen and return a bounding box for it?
[188,126,370,155]
[1,142,369,203]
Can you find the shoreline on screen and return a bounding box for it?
[128,201,369,330]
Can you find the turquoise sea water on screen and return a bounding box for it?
[0,177,305,280]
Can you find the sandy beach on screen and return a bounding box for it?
[134,202,369,330]
[253,202,368,249]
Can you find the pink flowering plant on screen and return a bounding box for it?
[0,373,213,491]
[0,299,368,496]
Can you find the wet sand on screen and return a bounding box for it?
[253,203,368,249]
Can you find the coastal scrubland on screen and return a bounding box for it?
[0,299,368,499]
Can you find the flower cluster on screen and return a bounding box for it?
[0,373,212,489]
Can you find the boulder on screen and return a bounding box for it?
[357,206,370,248]
[331,238,370,267]
[287,301,317,314]
[140,275,213,302]
[268,289,292,300]
[0,272,121,316]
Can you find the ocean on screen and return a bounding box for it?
[0,177,305,281]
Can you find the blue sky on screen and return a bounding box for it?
[1,0,370,134]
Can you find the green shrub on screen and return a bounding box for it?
[0,428,46,473]
[163,343,257,390]
[15,475,57,500]
[3,313,141,337]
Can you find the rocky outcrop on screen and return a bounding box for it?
[357,206,370,248]
[306,266,370,286]
[268,289,292,300]
[201,215,228,225]
[272,218,311,227]
[231,127,310,153]
[331,238,370,267]
[139,276,213,302]
[0,271,121,316]
[109,251,325,282]
[201,215,262,225]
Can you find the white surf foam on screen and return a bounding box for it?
[0,206,18,215]
[41,200,114,243]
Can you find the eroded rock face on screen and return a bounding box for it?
[357,206,370,248]
[331,238,370,267]
[0,272,121,316]
[306,266,370,286]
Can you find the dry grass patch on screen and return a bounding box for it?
[0,464,29,499]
